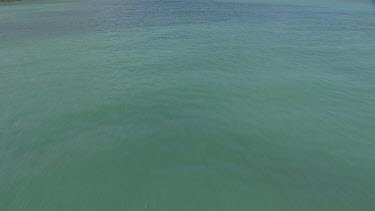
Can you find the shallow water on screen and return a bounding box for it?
[1,0,375,210]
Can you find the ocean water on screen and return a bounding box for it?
[1,0,375,210]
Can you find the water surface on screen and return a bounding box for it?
[1,0,375,210]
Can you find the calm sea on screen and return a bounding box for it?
[1,0,375,210]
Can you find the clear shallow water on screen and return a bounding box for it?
[1,0,375,210]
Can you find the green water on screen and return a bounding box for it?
[1,0,375,210]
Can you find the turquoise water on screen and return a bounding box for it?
[1,0,375,210]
